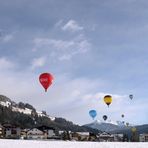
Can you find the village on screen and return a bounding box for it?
[0,97,148,142]
[0,123,147,142]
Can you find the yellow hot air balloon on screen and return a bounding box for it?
[104,95,112,107]
[131,127,137,132]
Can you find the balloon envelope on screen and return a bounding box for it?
[104,95,112,107]
[89,110,97,120]
[39,73,54,92]
[129,94,133,100]
[131,127,137,132]
[103,115,108,121]
[121,114,124,118]
[126,122,129,127]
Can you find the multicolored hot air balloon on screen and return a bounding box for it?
[104,95,112,107]
[103,115,108,121]
[39,73,54,92]
[89,110,97,120]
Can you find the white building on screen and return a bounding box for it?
[37,126,56,139]
[36,111,55,121]
[27,128,45,139]
[36,111,46,117]
[139,133,148,142]
[71,132,89,141]
[113,133,124,142]
[27,126,56,139]
[59,130,65,135]
[47,129,55,138]
[98,132,114,142]
[3,124,21,139]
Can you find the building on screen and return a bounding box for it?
[20,129,29,139]
[3,124,21,139]
[37,125,56,139]
[27,128,45,139]
[0,124,5,138]
[71,132,89,141]
[36,111,46,117]
[98,132,114,142]
[88,132,98,141]
[113,133,124,142]
[139,133,148,142]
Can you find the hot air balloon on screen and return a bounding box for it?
[89,110,97,120]
[131,127,137,132]
[129,94,133,100]
[121,114,124,118]
[103,115,108,121]
[104,95,112,107]
[126,122,129,127]
[39,73,54,92]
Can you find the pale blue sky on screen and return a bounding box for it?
[0,0,148,125]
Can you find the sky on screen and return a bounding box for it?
[0,0,148,126]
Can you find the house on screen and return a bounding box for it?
[36,111,46,117]
[113,133,124,142]
[3,124,21,139]
[98,132,114,142]
[58,130,66,139]
[20,129,29,139]
[88,132,98,141]
[37,125,56,139]
[27,128,45,139]
[71,132,89,141]
[58,130,65,135]
[139,133,148,142]
[0,124,5,138]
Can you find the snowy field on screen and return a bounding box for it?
[0,139,148,148]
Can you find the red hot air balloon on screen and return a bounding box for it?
[39,73,54,92]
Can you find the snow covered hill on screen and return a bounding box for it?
[0,95,100,133]
[84,120,148,136]
[84,120,131,132]
[0,95,55,121]
[0,139,147,148]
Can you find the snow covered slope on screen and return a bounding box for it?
[0,95,55,121]
[0,139,147,148]
[84,120,131,132]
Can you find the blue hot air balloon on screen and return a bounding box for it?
[89,110,97,120]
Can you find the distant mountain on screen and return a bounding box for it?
[110,124,148,135]
[84,120,148,136]
[84,120,127,132]
[0,95,100,134]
